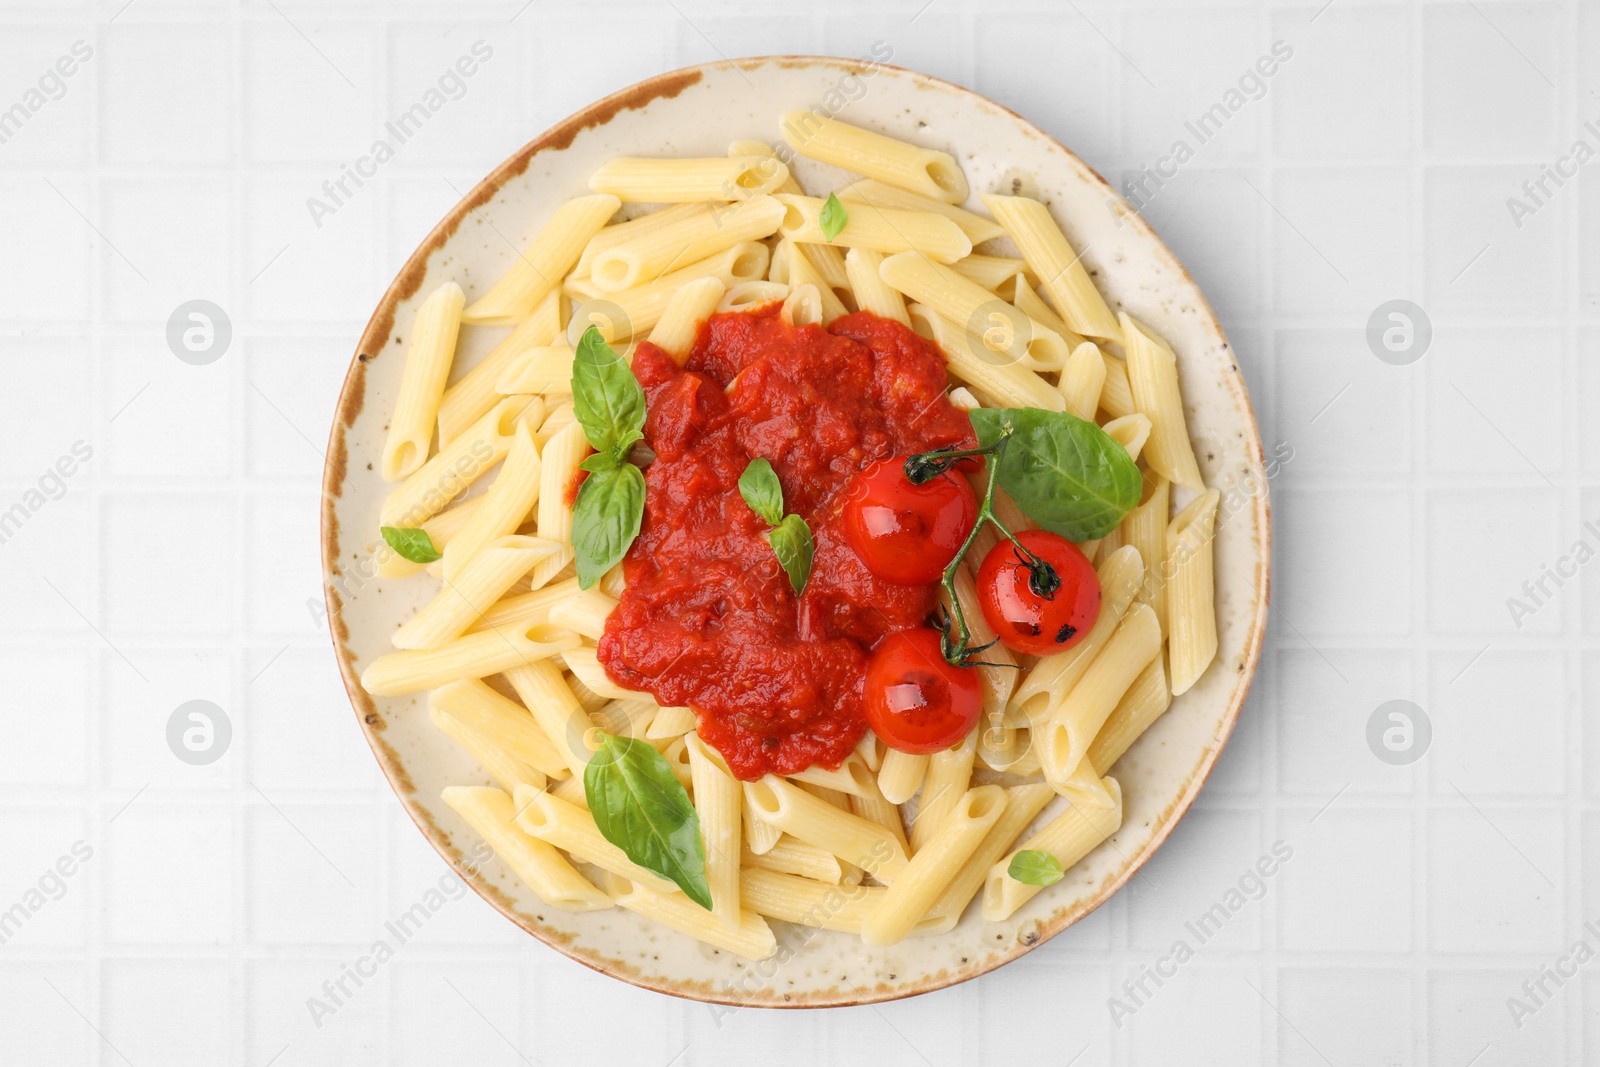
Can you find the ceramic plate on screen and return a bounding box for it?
[321,56,1271,1007]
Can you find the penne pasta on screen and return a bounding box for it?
[438,287,564,446]
[644,704,697,740]
[463,194,619,325]
[504,659,596,777]
[848,781,910,858]
[547,587,618,642]
[1088,653,1171,775]
[836,178,1006,244]
[777,194,970,263]
[607,874,777,960]
[1058,341,1107,422]
[951,255,1031,293]
[383,282,464,482]
[780,111,968,203]
[979,193,1121,342]
[588,196,785,293]
[983,778,1124,921]
[525,420,587,589]
[430,703,545,794]
[743,836,844,884]
[905,304,1066,412]
[910,731,977,855]
[685,733,743,929]
[441,422,543,583]
[469,576,581,635]
[588,155,790,203]
[648,276,724,362]
[1039,603,1161,785]
[862,786,1006,946]
[430,678,570,780]
[740,868,882,933]
[514,786,681,895]
[883,252,1070,370]
[1121,475,1170,640]
[719,280,788,313]
[772,239,848,323]
[921,782,1055,932]
[359,623,580,696]
[877,748,929,806]
[441,787,609,911]
[1101,413,1152,464]
[561,646,636,701]
[1122,313,1205,491]
[786,752,875,799]
[843,247,909,326]
[1166,488,1221,695]
[743,776,909,882]
[377,497,483,580]
[380,395,542,527]
[393,536,562,650]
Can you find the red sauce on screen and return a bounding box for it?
[597,308,975,780]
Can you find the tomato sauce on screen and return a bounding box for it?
[597,308,975,780]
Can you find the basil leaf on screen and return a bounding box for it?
[571,325,646,457]
[579,451,620,474]
[767,514,814,596]
[819,192,848,242]
[571,461,645,589]
[968,408,1141,541]
[584,732,713,909]
[380,525,441,564]
[738,458,784,526]
[1008,849,1064,886]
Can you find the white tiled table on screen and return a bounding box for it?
[1,1,1593,1063]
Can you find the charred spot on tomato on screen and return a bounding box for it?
[1055,623,1077,643]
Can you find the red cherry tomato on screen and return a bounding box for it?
[841,457,977,584]
[863,628,984,754]
[978,530,1101,656]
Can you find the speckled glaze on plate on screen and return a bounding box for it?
[321,56,1271,1008]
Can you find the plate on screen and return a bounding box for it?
[321,55,1271,1007]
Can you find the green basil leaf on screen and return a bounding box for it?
[571,461,645,589]
[579,451,620,474]
[1007,849,1064,886]
[968,408,1142,541]
[738,457,784,526]
[571,325,646,457]
[767,514,814,596]
[380,525,441,564]
[584,732,713,909]
[819,192,848,242]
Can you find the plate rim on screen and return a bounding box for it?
[320,54,1273,1009]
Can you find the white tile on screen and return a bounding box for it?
[1587,664,1600,797]
[1277,967,1411,1067]
[1424,166,1561,315]
[832,980,975,1066]
[103,960,233,1067]
[1120,8,1264,162]
[245,492,323,634]
[385,809,510,947]
[1279,808,1411,953]
[1579,329,1600,477]
[106,803,233,944]
[1123,964,1263,1066]
[1277,648,1414,797]
[1271,6,1408,160]
[975,965,1108,1065]
[1583,134,1600,314]
[245,175,377,325]
[675,16,821,70]
[1580,488,1600,640]
[104,334,235,479]
[100,23,231,164]
[246,335,349,479]
[1429,968,1564,1067]
[392,961,527,1067]
[0,808,90,947]
[101,492,234,637]
[248,803,381,944]
[0,649,88,786]
[522,13,673,138]
[243,23,376,162]
[974,11,1113,168]
[523,954,684,1066]
[821,15,973,91]
[0,488,97,634]
[1428,807,1562,953]
[1128,809,1262,952]
[1270,168,1408,315]
[101,647,234,789]
[1277,486,1410,637]
[100,177,234,323]
[1429,650,1565,798]
[1426,487,1561,637]
[382,25,521,173]
[0,174,92,322]
[1136,168,1261,326]
[0,964,91,1064]
[249,646,381,792]
[0,30,96,162]
[1426,326,1563,478]
[689,990,827,1064]
[249,957,388,1066]
[1422,3,1559,155]
[0,338,94,480]
[1272,328,1411,480]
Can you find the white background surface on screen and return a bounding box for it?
[0,0,1594,1063]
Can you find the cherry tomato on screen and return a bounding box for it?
[841,457,977,584]
[977,530,1101,656]
[863,628,984,754]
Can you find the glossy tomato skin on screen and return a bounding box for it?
[863,628,984,754]
[841,457,977,585]
[978,530,1102,656]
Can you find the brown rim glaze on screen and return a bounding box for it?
[321,56,1272,1009]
